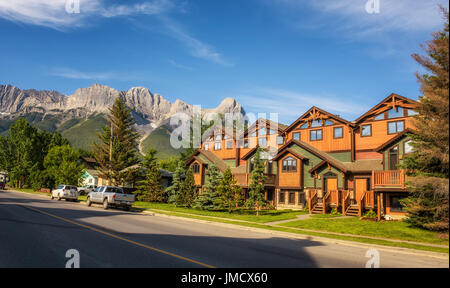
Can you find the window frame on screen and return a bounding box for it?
[387,120,405,135]
[277,136,284,145]
[288,192,295,204]
[361,124,372,137]
[292,132,300,141]
[310,129,323,141]
[192,163,200,174]
[226,140,233,150]
[278,191,286,204]
[333,126,344,139]
[214,142,222,151]
[387,107,404,119]
[281,156,297,173]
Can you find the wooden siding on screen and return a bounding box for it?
[277,153,302,188]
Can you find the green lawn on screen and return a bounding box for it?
[133,202,307,223]
[281,217,448,245]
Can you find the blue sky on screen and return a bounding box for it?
[0,0,448,123]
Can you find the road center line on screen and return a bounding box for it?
[19,204,216,268]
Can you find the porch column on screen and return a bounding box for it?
[377,192,381,221]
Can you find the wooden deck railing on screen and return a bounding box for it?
[233,173,276,186]
[341,190,351,215]
[323,191,332,214]
[359,190,376,217]
[372,170,408,189]
[308,189,319,214]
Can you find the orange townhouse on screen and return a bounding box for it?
[186,93,419,220]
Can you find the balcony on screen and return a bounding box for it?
[372,170,409,190]
[233,173,276,187]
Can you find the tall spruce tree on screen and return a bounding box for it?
[247,147,267,216]
[217,167,243,213]
[93,97,140,185]
[177,167,197,207]
[403,8,449,231]
[192,164,222,210]
[135,149,166,202]
[167,161,185,204]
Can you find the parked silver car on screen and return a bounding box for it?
[77,185,97,196]
[51,185,79,201]
[86,186,135,210]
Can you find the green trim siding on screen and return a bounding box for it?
[328,151,351,162]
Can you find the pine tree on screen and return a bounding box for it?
[93,97,140,185]
[167,161,184,204]
[247,147,267,216]
[403,8,449,231]
[177,167,197,207]
[135,149,166,202]
[217,167,243,213]
[192,164,222,210]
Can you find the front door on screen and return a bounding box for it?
[355,178,369,204]
[389,146,399,170]
[326,178,338,193]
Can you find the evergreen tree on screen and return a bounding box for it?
[192,164,222,210]
[217,167,243,213]
[167,161,184,204]
[247,147,267,216]
[135,149,166,202]
[93,97,140,185]
[177,167,197,207]
[403,9,449,231]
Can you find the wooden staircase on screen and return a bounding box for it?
[311,203,324,214]
[345,205,359,216]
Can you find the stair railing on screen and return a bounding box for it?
[308,189,318,214]
[341,190,351,215]
[322,191,332,214]
[359,191,368,217]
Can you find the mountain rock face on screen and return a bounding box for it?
[0,83,245,156]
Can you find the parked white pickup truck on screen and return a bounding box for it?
[86,186,135,210]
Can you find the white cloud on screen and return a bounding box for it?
[0,0,173,29]
[237,87,371,123]
[168,59,193,70]
[270,0,449,35]
[159,16,233,66]
[48,67,117,80]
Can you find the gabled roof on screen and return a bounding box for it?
[375,128,415,152]
[271,148,309,161]
[185,149,228,172]
[355,93,419,124]
[343,159,383,173]
[284,106,353,134]
[243,118,287,137]
[277,139,349,173]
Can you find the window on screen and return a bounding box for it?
[250,131,257,137]
[374,113,385,120]
[333,127,343,139]
[293,132,300,141]
[388,121,404,134]
[249,159,254,172]
[390,196,405,212]
[361,124,372,137]
[277,136,284,145]
[215,134,222,141]
[288,192,295,204]
[388,107,404,119]
[300,123,308,129]
[192,163,200,174]
[214,142,222,150]
[269,129,277,135]
[278,192,285,204]
[258,128,266,136]
[282,157,297,172]
[407,109,419,116]
[310,129,323,141]
[244,139,249,148]
[204,143,209,151]
[267,161,273,174]
[311,119,322,128]
[226,140,233,149]
[298,192,305,205]
[258,137,267,147]
[325,120,333,126]
[404,140,414,154]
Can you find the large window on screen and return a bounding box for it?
[311,119,322,128]
[298,192,305,205]
[404,140,414,154]
[204,143,209,151]
[278,192,285,204]
[325,120,333,126]
[333,127,343,139]
[293,132,300,141]
[388,107,404,119]
[407,109,419,116]
[361,124,372,137]
[192,163,200,174]
[214,142,222,150]
[388,121,404,134]
[390,195,405,212]
[277,136,284,145]
[288,192,295,204]
[282,157,297,172]
[310,129,323,141]
[300,123,308,129]
[374,113,385,120]
[226,140,233,149]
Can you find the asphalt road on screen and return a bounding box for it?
[0,190,448,268]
